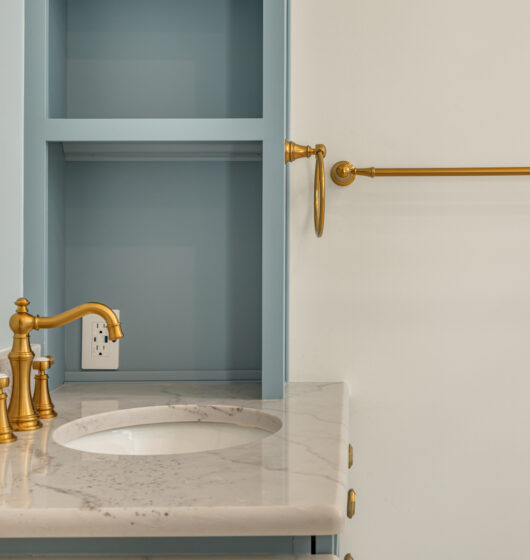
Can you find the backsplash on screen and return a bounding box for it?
[0,344,41,401]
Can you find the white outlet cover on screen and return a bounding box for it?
[81,310,120,370]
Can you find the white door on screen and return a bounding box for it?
[289,1,530,559]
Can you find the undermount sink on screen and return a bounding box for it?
[53,404,282,456]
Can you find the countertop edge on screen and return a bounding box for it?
[0,504,345,538]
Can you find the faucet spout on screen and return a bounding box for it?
[7,298,123,432]
[34,302,123,341]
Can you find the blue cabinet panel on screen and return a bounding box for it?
[0,535,337,555]
[24,0,286,397]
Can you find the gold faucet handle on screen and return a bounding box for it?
[32,358,57,419]
[0,374,16,443]
[33,355,55,373]
[0,374,9,393]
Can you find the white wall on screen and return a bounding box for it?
[289,1,530,558]
[0,0,24,348]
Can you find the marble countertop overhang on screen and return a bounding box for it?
[0,382,349,538]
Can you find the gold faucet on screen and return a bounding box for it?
[7,298,123,431]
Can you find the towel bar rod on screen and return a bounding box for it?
[331,161,530,186]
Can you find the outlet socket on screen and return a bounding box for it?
[81,310,120,370]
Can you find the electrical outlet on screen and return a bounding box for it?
[81,310,120,370]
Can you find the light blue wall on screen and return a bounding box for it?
[0,1,24,349]
[52,0,263,119]
[60,158,262,375]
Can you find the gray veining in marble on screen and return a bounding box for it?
[0,382,348,538]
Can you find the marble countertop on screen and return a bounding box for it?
[0,382,349,538]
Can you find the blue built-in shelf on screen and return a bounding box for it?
[25,0,287,398]
[44,119,266,143]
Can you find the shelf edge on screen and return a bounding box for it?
[44,119,265,142]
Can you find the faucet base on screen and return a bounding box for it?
[9,415,42,432]
[0,430,17,444]
[33,371,58,419]
[36,409,57,420]
[0,390,17,444]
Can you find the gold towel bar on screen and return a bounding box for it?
[285,140,327,237]
[286,144,530,238]
[331,161,530,186]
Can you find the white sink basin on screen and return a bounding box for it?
[53,404,282,456]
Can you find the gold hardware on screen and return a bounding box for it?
[32,356,57,419]
[285,140,327,237]
[331,161,530,186]
[285,140,319,163]
[0,375,16,444]
[347,488,356,518]
[8,298,123,431]
[314,149,325,237]
[348,443,353,469]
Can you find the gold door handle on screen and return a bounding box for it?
[285,140,327,237]
[331,160,530,186]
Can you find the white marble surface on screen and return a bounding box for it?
[0,382,349,538]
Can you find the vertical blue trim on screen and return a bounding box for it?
[46,143,65,389]
[26,0,67,388]
[261,0,287,398]
[24,0,49,349]
[285,0,291,382]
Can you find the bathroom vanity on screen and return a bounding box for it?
[0,382,348,556]
[5,0,355,556]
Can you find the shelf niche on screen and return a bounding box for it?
[49,0,263,119]
[47,141,263,380]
